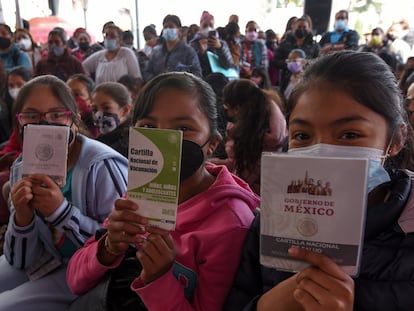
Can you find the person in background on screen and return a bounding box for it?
[143,14,202,82]
[210,79,287,195]
[66,73,99,138]
[88,21,114,56]
[399,19,414,49]
[118,74,142,102]
[319,10,360,54]
[204,72,230,161]
[280,16,298,42]
[224,50,414,311]
[186,24,200,43]
[34,27,85,82]
[239,20,269,79]
[0,23,31,73]
[386,22,412,65]
[0,60,9,144]
[358,26,400,74]
[137,25,158,60]
[0,67,31,228]
[273,16,320,95]
[223,22,242,73]
[0,74,128,310]
[67,71,259,311]
[70,28,93,63]
[190,11,234,79]
[4,66,32,126]
[405,82,414,130]
[92,81,132,158]
[121,30,136,50]
[283,48,307,101]
[13,28,42,73]
[264,29,279,87]
[250,67,271,90]
[82,24,142,84]
[399,56,414,96]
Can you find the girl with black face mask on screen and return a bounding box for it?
[0,23,32,73]
[67,72,260,311]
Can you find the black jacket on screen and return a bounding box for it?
[224,169,414,311]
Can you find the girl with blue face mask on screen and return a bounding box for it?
[225,51,414,311]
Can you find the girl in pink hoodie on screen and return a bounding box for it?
[66,72,260,311]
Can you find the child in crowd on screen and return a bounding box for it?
[0,75,128,311]
[91,81,132,158]
[283,48,307,102]
[66,72,259,310]
[66,73,99,138]
[210,78,287,195]
[224,51,414,311]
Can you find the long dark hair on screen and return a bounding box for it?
[287,50,414,170]
[224,79,271,174]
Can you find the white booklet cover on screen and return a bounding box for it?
[127,127,182,230]
[22,124,69,187]
[260,153,369,276]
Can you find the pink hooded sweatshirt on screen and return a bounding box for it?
[67,163,260,311]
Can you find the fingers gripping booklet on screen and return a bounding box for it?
[127,127,182,230]
[260,153,369,276]
[22,124,69,187]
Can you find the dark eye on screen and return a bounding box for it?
[291,132,310,141]
[140,123,156,128]
[178,126,189,131]
[340,132,360,139]
[50,112,66,119]
[26,112,39,120]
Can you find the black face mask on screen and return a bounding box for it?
[295,29,307,39]
[0,37,11,49]
[180,139,209,182]
[78,42,90,51]
[21,122,75,145]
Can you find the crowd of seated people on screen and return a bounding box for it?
[0,9,414,310]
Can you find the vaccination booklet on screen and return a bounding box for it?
[22,124,69,187]
[127,127,182,230]
[260,153,369,276]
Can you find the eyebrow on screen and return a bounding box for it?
[139,115,199,123]
[289,115,371,127]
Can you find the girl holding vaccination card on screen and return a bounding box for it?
[0,75,128,311]
[224,50,414,311]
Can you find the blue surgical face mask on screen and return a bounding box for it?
[162,28,178,42]
[334,19,347,31]
[52,46,65,57]
[288,144,391,193]
[104,39,118,51]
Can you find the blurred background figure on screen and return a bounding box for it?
[0,23,31,73]
[71,27,93,62]
[13,28,43,73]
[35,27,85,81]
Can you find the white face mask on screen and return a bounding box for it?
[288,144,391,193]
[8,87,21,100]
[17,38,32,50]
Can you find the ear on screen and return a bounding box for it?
[388,123,407,156]
[206,133,222,156]
[120,103,132,119]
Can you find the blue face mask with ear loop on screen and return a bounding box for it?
[288,144,391,193]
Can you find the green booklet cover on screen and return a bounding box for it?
[127,127,182,230]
